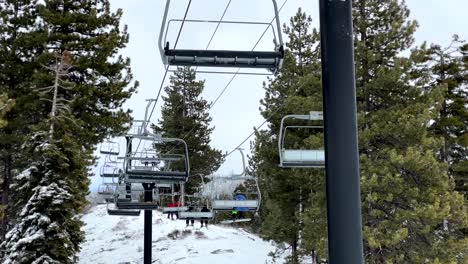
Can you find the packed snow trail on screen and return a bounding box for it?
[78,205,284,264]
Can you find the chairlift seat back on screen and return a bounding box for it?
[125,170,187,183]
[107,204,140,216]
[100,141,120,155]
[116,201,159,210]
[164,45,283,70]
[178,211,214,220]
[280,149,325,167]
[212,200,259,211]
[161,206,188,213]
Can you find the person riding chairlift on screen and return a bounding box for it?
[232,190,247,220]
[200,205,210,228]
[167,201,175,220]
[167,197,181,220]
[185,203,195,227]
[174,198,181,220]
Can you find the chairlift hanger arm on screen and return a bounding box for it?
[278,112,324,151]
[231,148,246,177]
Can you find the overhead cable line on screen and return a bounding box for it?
[133,0,193,154]
[146,0,193,127]
[225,80,307,158]
[177,0,289,145]
[145,0,231,132]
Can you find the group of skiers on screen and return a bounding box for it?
[184,204,211,228]
[164,190,248,228]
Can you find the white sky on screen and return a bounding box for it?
[90,0,468,191]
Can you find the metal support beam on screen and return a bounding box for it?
[143,183,155,264]
[125,137,132,200]
[319,0,364,263]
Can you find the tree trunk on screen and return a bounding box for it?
[292,236,298,263]
[1,153,12,239]
[311,249,317,264]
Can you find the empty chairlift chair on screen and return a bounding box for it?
[121,134,190,184]
[107,203,140,216]
[106,185,141,216]
[100,155,123,178]
[278,111,325,168]
[113,185,160,210]
[100,140,120,155]
[158,0,284,72]
[97,182,117,199]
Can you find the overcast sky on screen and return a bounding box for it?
[91,0,467,191]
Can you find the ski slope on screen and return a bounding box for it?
[78,205,285,264]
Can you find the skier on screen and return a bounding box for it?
[185,204,195,227]
[167,201,175,220]
[232,190,247,220]
[174,198,181,220]
[200,205,210,228]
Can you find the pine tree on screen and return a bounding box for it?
[0,0,137,260]
[250,9,326,263]
[2,137,86,264]
[0,0,42,238]
[158,67,223,194]
[428,37,468,197]
[1,53,87,263]
[353,0,468,262]
[0,94,13,225]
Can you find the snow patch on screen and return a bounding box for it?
[78,205,286,264]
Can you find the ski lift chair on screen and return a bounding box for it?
[100,140,120,155]
[121,135,190,184]
[278,111,325,168]
[210,177,260,211]
[107,202,140,216]
[97,183,117,198]
[106,187,141,216]
[178,195,214,221]
[100,164,122,178]
[158,193,188,213]
[111,185,160,210]
[210,149,261,213]
[159,0,284,72]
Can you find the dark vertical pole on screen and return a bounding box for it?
[125,137,132,200]
[319,0,364,263]
[143,183,154,264]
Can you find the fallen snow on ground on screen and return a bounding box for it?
[78,205,285,264]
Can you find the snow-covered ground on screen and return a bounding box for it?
[78,205,285,264]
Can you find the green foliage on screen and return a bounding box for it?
[353,1,468,262]
[253,2,467,263]
[2,137,86,264]
[251,9,326,263]
[0,0,136,261]
[158,67,223,194]
[427,37,468,197]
